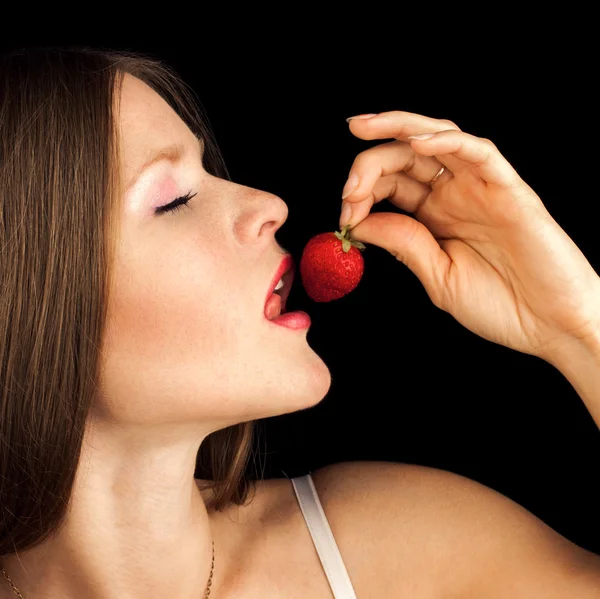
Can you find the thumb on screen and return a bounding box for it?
[348,212,450,306]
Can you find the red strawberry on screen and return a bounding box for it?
[300,224,366,302]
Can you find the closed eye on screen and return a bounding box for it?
[155,190,197,216]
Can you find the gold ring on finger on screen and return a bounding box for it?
[429,166,445,186]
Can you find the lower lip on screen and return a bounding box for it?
[267,311,311,330]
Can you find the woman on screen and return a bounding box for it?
[0,46,598,598]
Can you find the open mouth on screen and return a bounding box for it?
[264,266,294,320]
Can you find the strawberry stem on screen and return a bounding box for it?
[335,224,366,253]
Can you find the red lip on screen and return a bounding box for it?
[264,253,294,307]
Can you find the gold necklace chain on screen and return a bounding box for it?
[1,540,215,598]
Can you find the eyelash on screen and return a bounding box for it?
[155,190,197,216]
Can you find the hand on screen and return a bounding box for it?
[341,111,600,362]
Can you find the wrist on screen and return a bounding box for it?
[545,320,600,429]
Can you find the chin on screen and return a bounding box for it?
[285,350,332,410]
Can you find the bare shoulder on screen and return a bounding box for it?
[309,460,600,599]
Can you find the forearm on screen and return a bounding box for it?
[546,327,600,429]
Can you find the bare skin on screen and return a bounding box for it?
[3,80,600,598]
[0,73,331,599]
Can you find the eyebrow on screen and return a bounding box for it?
[126,135,205,191]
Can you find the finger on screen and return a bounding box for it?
[340,171,431,229]
[348,211,451,308]
[409,129,522,188]
[341,141,444,204]
[347,110,461,142]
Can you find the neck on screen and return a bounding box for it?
[0,419,222,599]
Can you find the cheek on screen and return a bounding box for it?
[106,249,231,360]
[97,247,253,420]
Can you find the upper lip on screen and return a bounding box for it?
[264,253,295,312]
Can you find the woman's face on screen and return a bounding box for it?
[96,74,330,432]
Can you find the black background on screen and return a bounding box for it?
[3,28,599,555]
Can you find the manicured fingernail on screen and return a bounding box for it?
[340,202,353,228]
[346,113,378,122]
[341,173,359,199]
[408,132,435,140]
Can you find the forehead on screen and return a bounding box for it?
[117,73,197,179]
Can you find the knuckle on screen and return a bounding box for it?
[349,149,369,171]
[386,110,408,119]
[439,118,460,130]
[351,149,374,171]
[352,140,396,170]
[402,152,418,175]
[480,137,496,149]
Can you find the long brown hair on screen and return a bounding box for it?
[0,46,259,557]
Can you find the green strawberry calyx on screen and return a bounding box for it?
[334,224,366,253]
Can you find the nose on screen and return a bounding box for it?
[233,185,289,245]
